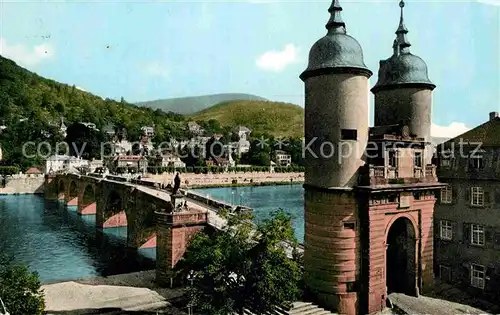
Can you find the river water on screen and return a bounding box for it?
[193,184,304,241]
[0,184,304,283]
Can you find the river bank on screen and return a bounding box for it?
[148,171,304,188]
[42,270,186,314]
[0,175,45,195]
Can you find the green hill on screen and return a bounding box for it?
[0,55,185,168]
[192,100,304,138]
[136,93,268,115]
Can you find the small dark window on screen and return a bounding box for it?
[341,129,357,140]
[346,281,357,292]
[388,194,397,203]
[413,192,422,200]
[414,152,422,168]
[469,155,483,169]
[344,222,356,230]
[388,151,398,167]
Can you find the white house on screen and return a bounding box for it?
[111,140,132,156]
[141,126,155,137]
[154,152,186,169]
[234,126,251,140]
[275,150,292,167]
[45,155,89,174]
[187,121,204,135]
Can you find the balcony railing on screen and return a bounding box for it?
[361,164,438,186]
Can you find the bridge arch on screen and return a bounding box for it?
[78,184,97,215]
[82,184,95,204]
[102,189,128,228]
[66,180,79,205]
[57,179,65,200]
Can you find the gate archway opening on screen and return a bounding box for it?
[386,216,417,295]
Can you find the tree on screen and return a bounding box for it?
[0,255,45,315]
[176,209,303,315]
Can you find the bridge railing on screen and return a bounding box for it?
[182,190,234,212]
[105,175,128,182]
[130,178,159,188]
[87,173,104,178]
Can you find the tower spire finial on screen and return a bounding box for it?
[326,0,346,35]
[395,0,411,53]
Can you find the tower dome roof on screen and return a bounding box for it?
[371,0,435,93]
[300,0,372,81]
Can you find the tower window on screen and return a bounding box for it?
[414,151,422,168]
[343,222,356,230]
[341,129,357,140]
[388,150,398,168]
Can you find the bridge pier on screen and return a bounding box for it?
[155,209,208,287]
[78,202,97,215]
[43,175,59,200]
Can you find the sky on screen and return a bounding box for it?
[1,0,499,138]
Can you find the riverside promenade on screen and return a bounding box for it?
[148,171,304,188]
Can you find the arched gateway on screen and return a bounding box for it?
[385,216,417,295]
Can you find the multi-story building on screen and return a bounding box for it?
[151,152,186,169]
[141,126,155,137]
[275,150,292,167]
[45,155,89,173]
[112,155,148,174]
[300,1,443,314]
[187,121,204,135]
[434,111,500,302]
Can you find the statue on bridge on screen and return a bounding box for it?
[172,172,181,195]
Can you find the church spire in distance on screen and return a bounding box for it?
[326,0,346,35]
[395,0,411,53]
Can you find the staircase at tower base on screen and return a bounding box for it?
[243,301,338,315]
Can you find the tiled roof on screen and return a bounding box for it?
[443,117,500,147]
[26,167,42,174]
[115,155,145,161]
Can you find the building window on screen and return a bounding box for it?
[341,129,357,140]
[471,187,484,206]
[471,264,486,289]
[388,150,398,168]
[441,185,452,204]
[441,157,452,168]
[469,155,484,169]
[471,224,485,246]
[440,220,453,240]
[439,265,452,283]
[343,222,356,230]
[413,192,422,200]
[414,151,422,168]
[388,194,397,203]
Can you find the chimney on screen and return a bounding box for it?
[489,112,499,121]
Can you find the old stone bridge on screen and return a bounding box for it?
[44,173,230,250]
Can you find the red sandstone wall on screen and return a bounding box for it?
[140,234,157,249]
[304,188,359,315]
[78,202,97,215]
[170,226,204,268]
[67,197,78,206]
[366,191,436,314]
[103,211,128,228]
